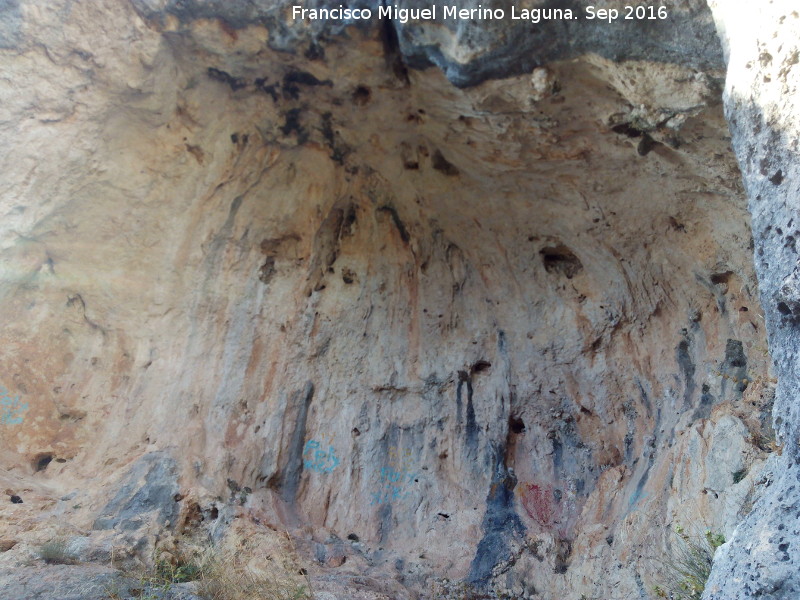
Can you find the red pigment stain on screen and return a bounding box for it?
[521,483,557,528]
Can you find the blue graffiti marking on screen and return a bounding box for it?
[370,483,411,506]
[303,439,340,473]
[370,459,418,505]
[0,386,27,425]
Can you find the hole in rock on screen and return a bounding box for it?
[711,271,733,286]
[611,123,643,137]
[540,245,583,279]
[352,85,371,105]
[471,360,492,374]
[509,416,526,434]
[33,454,53,472]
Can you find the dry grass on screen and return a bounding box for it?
[103,523,313,600]
[38,538,78,565]
[430,579,490,600]
[193,534,312,600]
[103,550,198,600]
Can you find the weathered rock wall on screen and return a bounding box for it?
[703,2,800,598]
[0,1,790,598]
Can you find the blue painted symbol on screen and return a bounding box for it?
[0,385,27,425]
[303,440,340,473]
[370,465,418,505]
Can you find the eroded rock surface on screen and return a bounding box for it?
[703,1,800,598]
[0,1,793,598]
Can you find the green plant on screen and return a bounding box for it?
[39,538,78,565]
[654,525,725,599]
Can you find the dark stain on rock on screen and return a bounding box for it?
[676,332,695,409]
[185,144,204,164]
[551,436,563,472]
[306,204,355,294]
[206,67,247,91]
[377,205,410,244]
[377,501,393,545]
[457,370,478,459]
[455,371,465,427]
[466,383,478,458]
[217,19,238,41]
[282,69,332,100]
[554,538,573,574]
[669,216,686,232]
[637,133,659,156]
[352,85,371,106]
[692,383,716,422]
[627,455,653,509]
[281,108,308,144]
[305,42,325,61]
[276,382,315,504]
[431,150,460,176]
[724,339,746,369]
[467,444,525,586]
[320,112,348,164]
[379,16,410,84]
[721,339,748,396]
[636,378,652,418]
[770,169,784,185]
[254,77,279,101]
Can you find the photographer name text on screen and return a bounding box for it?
[292,5,669,24]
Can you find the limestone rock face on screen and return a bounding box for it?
[0,1,792,598]
[702,1,800,598]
